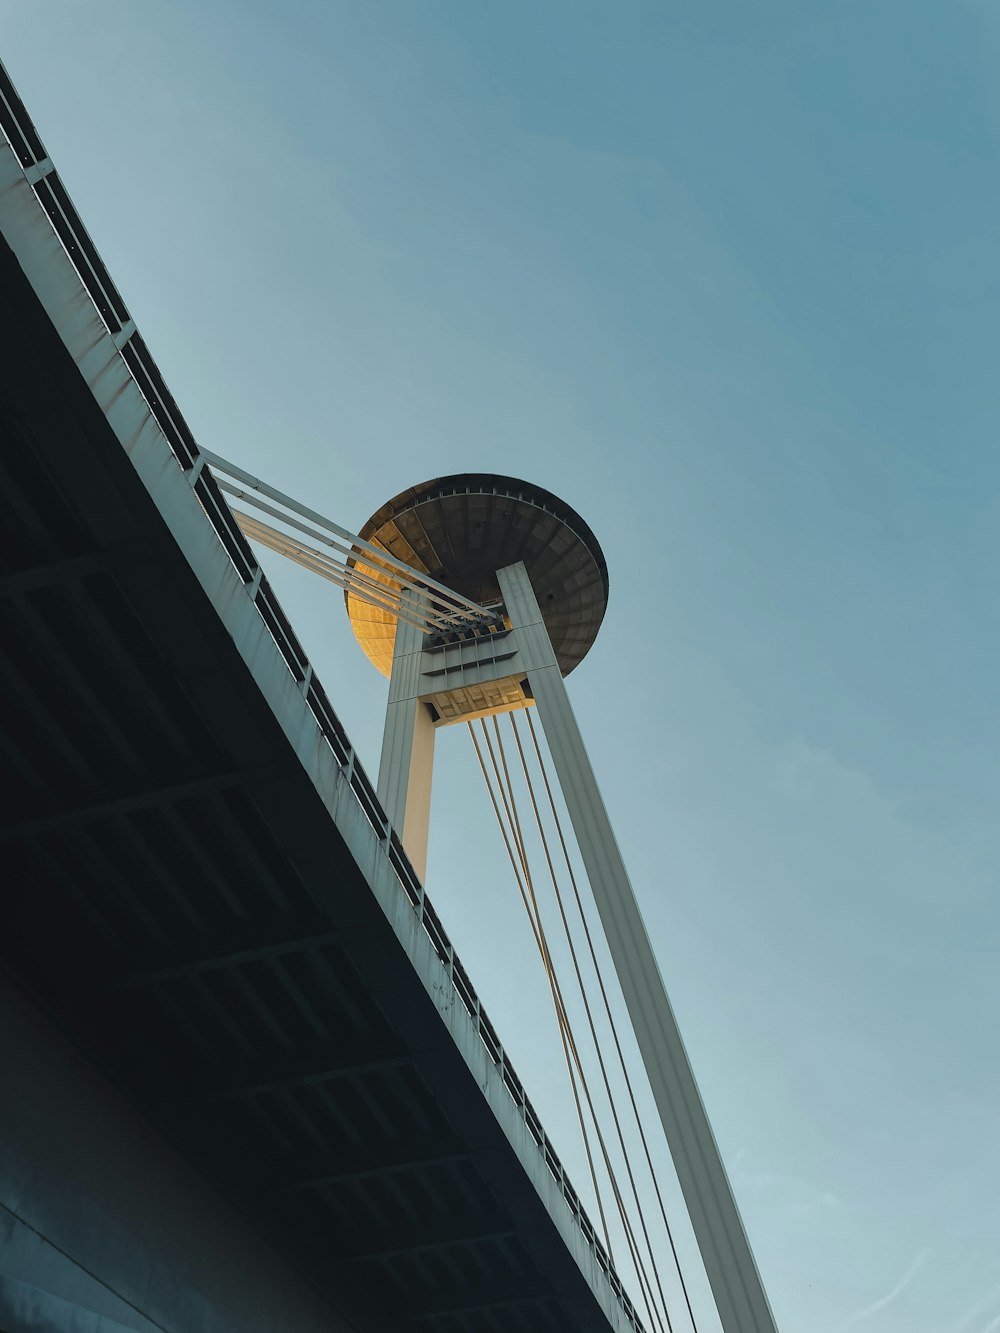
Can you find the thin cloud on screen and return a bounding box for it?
[840,1250,927,1331]
[945,1275,1000,1333]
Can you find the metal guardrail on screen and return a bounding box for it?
[0,58,643,1333]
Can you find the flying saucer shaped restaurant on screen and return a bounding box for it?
[345,474,610,679]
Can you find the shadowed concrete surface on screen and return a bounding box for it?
[0,85,642,1333]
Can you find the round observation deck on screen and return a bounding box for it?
[346,474,609,679]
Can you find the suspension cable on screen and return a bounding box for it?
[523,708,700,1333]
[483,718,666,1313]
[468,721,616,1261]
[508,711,675,1333]
[474,721,666,1333]
[474,718,672,1333]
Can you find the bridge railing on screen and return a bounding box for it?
[0,58,643,1333]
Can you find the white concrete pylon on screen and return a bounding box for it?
[496,559,779,1333]
[375,559,779,1333]
[376,598,533,877]
[376,589,436,883]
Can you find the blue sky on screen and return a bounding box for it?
[5,2,999,1329]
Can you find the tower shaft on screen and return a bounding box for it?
[498,562,779,1333]
[376,559,779,1333]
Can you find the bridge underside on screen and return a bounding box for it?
[0,169,633,1333]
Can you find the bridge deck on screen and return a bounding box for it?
[0,70,642,1333]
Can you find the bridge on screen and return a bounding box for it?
[0,63,645,1333]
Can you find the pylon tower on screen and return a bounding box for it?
[344,474,780,1333]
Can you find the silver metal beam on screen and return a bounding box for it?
[221,488,469,629]
[497,559,780,1333]
[201,1052,412,1102]
[202,450,491,622]
[0,765,273,840]
[413,1286,552,1321]
[0,543,146,598]
[286,1139,471,1189]
[110,932,345,988]
[341,1219,516,1264]
[232,509,443,634]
